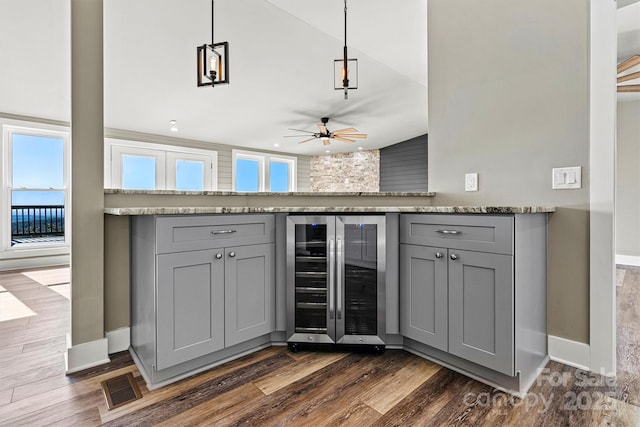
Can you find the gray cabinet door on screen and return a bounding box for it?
[448,249,514,376]
[157,249,225,370]
[225,243,275,347]
[400,244,448,351]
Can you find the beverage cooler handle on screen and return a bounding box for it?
[328,239,335,320]
[337,238,343,320]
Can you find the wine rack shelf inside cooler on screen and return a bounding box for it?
[294,233,329,334]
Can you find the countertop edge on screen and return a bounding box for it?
[105,206,556,215]
[104,189,437,197]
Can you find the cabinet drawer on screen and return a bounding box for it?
[156,215,275,254]
[400,214,513,255]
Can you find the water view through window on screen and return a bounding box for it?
[10,134,66,246]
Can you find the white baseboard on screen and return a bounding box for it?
[548,335,590,371]
[106,327,130,354]
[616,254,640,267]
[65,336,110,374]
[0,255,70,272]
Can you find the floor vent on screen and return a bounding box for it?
[100,372,143,410]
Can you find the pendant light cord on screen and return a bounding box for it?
[344,0,347,48]
[211,0,215,45]
[343,0,349,96]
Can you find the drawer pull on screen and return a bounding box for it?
[436,229,461,235]
[211,229,237,235]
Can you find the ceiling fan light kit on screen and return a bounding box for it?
[285,117,367,146]
[197,0,229,87]
[617,55,640,93]
[334,0,358,99]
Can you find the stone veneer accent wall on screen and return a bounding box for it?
[310,150,380,192]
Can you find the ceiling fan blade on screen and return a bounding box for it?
[618,55,640,74]
[332,127,358,134]
[338,133,368,139]
[618,84,640,93]
[284,135,316,138]
[618,71,640,83]
[317,124,328,134]
[297,137,317,144]
[288,128,315,134]
[333,136,355,143]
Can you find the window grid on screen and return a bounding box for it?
[232,149,296,192]
[105,138,217,191]
[2,123,71,252]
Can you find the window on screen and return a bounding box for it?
[105,139,217,191]
[1,122,70,252]
[232,150,296,192]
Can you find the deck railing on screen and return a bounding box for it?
[11,205,65,238]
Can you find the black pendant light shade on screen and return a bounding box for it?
[197,0,229,87]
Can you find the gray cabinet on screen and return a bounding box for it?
[157,249,225,370]
[130,214,275,387]
[400,244,448,351]
[225,243,274,347]
[400,244,514,374]
[400,214,547,389]
[448,249,513,375]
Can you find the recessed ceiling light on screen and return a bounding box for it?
[169,120,178,132]
[274,143,280,147]
[325,150,331,153]
[358,146,363,150]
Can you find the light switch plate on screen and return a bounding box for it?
[465,173,478,192]
[552,167,581,189]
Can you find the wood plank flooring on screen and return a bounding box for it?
[1,265,640,426]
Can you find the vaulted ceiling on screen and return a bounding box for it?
[0,0,638,154]
[103,0,427,155]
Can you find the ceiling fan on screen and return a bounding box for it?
[617,54,640,93]
[285,117,367,146]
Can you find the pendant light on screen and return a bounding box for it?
[334,0,358,99]
[197,0,229,87]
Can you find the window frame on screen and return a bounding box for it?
[232,149,296,192]
[104,138,218,191]
[166,151,213,192]
[1,120,71,256]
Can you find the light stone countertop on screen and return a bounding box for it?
[104,189,437,197]
[105,206,555,215]
[103,189,554,215]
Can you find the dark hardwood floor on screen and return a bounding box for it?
[1,265,639,426]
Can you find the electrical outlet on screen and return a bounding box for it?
[465,173,478,192]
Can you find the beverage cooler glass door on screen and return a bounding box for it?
[287,216,336,344]
[336,216,386,345]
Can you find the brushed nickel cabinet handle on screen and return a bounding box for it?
[436,229,461,235]
[450,253,458,260]
[211,229,237,235]
[215,253,222,259]
[229,252,236,258]
[435,252,443,259]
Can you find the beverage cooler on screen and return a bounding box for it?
[286,215,386,351]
